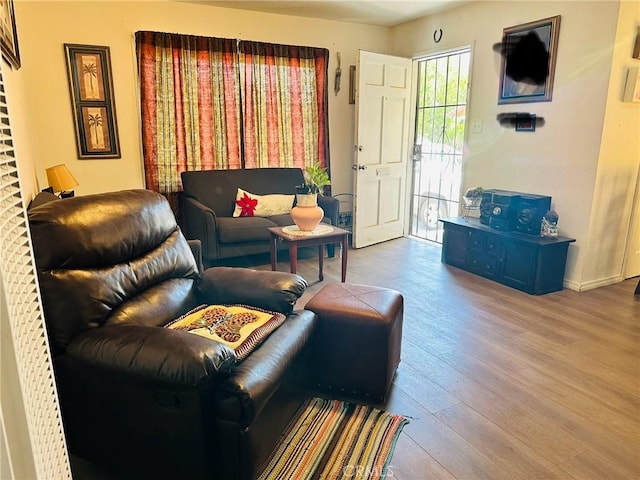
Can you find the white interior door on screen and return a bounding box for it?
[352,50,412,249]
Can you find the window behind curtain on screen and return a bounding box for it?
[136,31,329,208]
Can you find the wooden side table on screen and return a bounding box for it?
[268,224,350,282]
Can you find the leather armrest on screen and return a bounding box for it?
[318,195,339,226]
[197,267,308,314]
[67,325,236,386]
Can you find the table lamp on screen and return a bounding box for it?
[46,164,79,198]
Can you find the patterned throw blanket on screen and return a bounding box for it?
[165,304,285,361]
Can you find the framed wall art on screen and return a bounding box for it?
[498,15,561,105]
[0,0,20,69]
[623,67,640,103]
[64,44,120,159]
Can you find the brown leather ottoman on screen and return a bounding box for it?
[304,283,403,403]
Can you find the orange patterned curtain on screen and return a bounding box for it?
[135,31,329,205]
[239,41,329,170]
[136,32,242,208]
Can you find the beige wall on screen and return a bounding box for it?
[582,0,640,288]
[391,0,639,289]
[15,0,391,198]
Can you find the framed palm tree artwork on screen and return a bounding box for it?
[64,44,120,158]
[0,0,20,69]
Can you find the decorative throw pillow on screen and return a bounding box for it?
[165,304,286,361]
[232,188,294,217]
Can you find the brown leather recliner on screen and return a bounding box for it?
[28,189,317,480]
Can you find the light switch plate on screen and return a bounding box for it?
[471,120,483,133]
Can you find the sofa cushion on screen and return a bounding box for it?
[232,188,294,218]
[165,304,286,361]
[217,216,277,243]
[269,213,296,226]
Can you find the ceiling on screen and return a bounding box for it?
[177,1,470,27]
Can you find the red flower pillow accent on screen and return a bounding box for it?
[236,192,258,217]
[232,188,295,217]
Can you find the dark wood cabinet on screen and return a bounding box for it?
[440,217,575,295]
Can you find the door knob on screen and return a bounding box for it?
[358,164,366,170]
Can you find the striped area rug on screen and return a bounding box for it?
[258,397,409,480]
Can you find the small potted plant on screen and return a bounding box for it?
[295,162,331,205]
[291,162,331,231]
[463,186,484,208]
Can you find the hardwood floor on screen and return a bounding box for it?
[271,236,639,480]
[72,236,639,479]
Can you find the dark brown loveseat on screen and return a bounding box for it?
[181,168,339,267]
[28,189,319,480]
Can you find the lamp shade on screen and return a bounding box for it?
[46,164,79,193]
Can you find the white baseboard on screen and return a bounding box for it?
[565,274,625,292]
